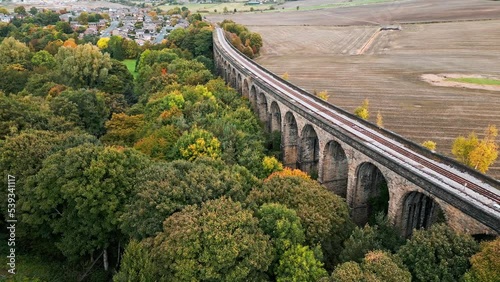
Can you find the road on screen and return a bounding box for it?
[214,27,500,230]
[153,26,169,44]
[100,21,119,38]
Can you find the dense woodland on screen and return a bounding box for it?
[0,9,498,282]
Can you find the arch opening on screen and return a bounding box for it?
[266,101,282,159]
[352,162,389,226]
[321,141,348,197]
[401,191,445,237]
[299,124,319,178]
[237,73,242,94]
[283,112,299,169]
[257,92,268,124]
[249,85,257,110]
[231,68,237,88]
[243,79,249,98]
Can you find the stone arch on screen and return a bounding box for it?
[352,162,389,225]
[321,140,348,197]
[283,112,299,168]
[299,124,320,177]
[249,85,257,109]
[243,79,249,98]
[270,101,281,133]
[237,73,242,94]
[257,92,268,123]
[231,68,237,88]
[401,191,445,237]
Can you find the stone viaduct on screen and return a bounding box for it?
[213,27,500,237]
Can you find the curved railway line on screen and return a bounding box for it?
[214,27,500,229]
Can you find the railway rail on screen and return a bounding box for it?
[214,27,500,227]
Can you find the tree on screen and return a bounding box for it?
[55,43,112,88]
[376,111,383,128]
[247,174,354,269]
[354,99,369,120]
[282,72,289,80]
[0,37,31,66]
[14,6,27,16]
[332,251,411,282]
[113,240,155,282]
[173,127,222,161]
[21,145,150,268]
[317,90,329,101]
[133,125,180,160]
[422,140,437,151]
[50,89,110,136]
[339,215,404,264]
[150,197,273,281]
[121,158,258,239]
[0,93,70,138]
[452,125,498,173]
[464,237,500,282]
[396,224,479,282]
[276,244,328,282]
[31,50,56,69]
[257,203,305,276]
[101,113,145,146]
[29,7,38,15]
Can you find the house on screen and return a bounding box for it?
[0,14,12,23]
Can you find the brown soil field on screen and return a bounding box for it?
[208,0,500,179]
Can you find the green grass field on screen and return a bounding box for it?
[446,77,500,86]
[122,59,137,79]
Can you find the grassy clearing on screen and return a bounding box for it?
[446,77,500,86]
[122,59,137,79]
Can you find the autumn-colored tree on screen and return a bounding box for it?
[376,111,384,128]
[62,38,77,48]
[101,113,146,146]
[282,72,289,80]
[265,167,310,181]
[173,127,221,161]
[452,125,498,173]
[354,99,370,120]
[422,140,437,151]
[262,156,283,177]
[317,90,329,101]
[464,237,500,282]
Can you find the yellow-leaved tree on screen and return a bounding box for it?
[452,125,498,173]
[354,99,369,120]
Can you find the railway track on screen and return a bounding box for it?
[214,27,500,215]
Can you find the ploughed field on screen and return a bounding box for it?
[208,0,500,179]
